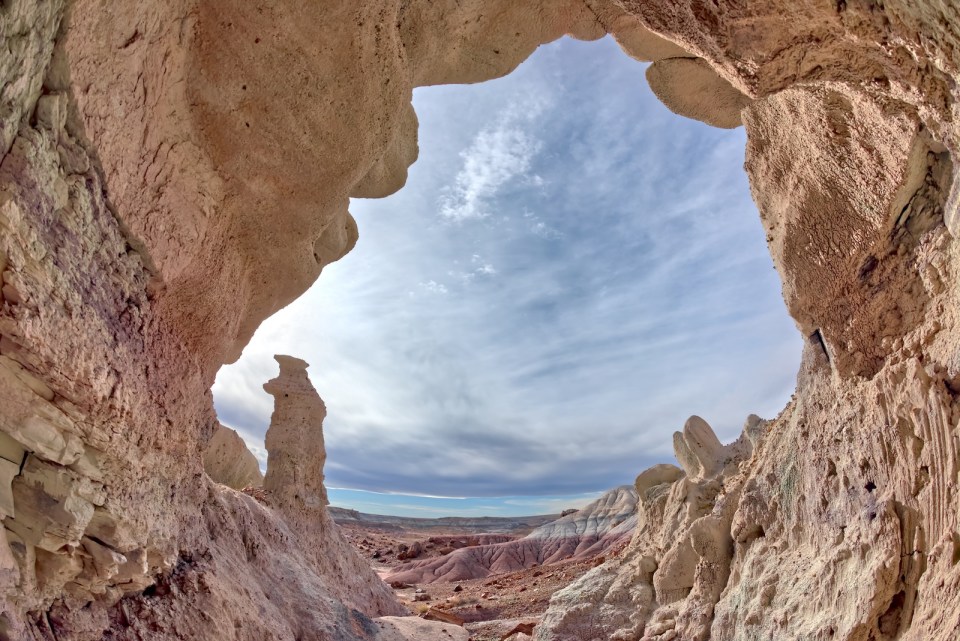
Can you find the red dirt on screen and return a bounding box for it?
[335,517,630,640]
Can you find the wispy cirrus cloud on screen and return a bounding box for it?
[438,94,549,222]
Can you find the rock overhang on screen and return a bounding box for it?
[0,0,958,639]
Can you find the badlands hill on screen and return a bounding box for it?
[385,485,639,584]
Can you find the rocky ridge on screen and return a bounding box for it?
[0,0,959,639]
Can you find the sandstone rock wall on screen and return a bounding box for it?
[0,0,958,639]
[203,424,263,490]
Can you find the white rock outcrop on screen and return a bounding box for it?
[537,415,757,640]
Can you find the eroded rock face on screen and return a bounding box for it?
[0,0,959,639]
[203,424,263,490]
[1,355,464,640]
[537,416,754,641]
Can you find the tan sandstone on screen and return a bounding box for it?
[203,424,263,491]
[0,0,959,639]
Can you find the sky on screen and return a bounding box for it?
[212,35,803,518]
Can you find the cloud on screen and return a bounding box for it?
[328,487,470,500]
[420,280,449,295]
[212,35,803,515]
[438,94,549,221]
[470,254,497,276]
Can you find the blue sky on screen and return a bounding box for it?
[212,36,802,518]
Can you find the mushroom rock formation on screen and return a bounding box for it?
[635,464,684,498]
[0,0,959,638]
[202,423,263,490]
[646,57,753,129]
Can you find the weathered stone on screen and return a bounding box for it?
[0,528,20,593]
[673,416,726,479]
[0,430,27,466]
[34,547,83,592]
[742,414,765,448]
[112,548,152,591]
[635,464,684,497]
[33,94,68,138]
[608,11,689,62]
[67,446,104,483]
[540,416,754,640]
[78,536,126,588]
[646,57,752,129]
[2,0,960,639]
[0,363,83,466]
[83,508,142,553]
[0,458,20,519]
[262,355,328,513]
[945,171,960,237]
[82,537,124,570]
[203,423,263,490]
[5,456,101,552]
[0,0,65,156]
[0,356,54,402]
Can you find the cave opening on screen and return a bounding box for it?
[3,0,959,638]
[211,35,802,518]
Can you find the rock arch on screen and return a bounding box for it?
[0,0,958,639]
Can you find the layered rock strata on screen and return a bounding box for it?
[0,0,958,639]
[386,485,639,585]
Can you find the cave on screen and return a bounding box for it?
[0,1,958,640]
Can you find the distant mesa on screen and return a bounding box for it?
[329,508,560,534]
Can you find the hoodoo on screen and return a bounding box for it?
[0,0,959,639]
